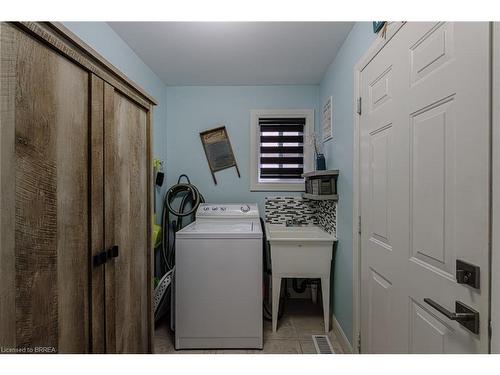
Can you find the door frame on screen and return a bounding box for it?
[352,21,496,354]
[492,22,500,353]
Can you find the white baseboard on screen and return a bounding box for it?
[331,314,354,354]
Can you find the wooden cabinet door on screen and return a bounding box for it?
[0,23,91,353]
[103,82,152,353]
[89,75,106,353]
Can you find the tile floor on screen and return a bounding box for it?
[154,299,345,354]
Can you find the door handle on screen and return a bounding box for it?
[107,245,119,259]
[93,250,108,267]
[423,298,479,334]
[93,246,118,267]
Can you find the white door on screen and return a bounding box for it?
[360,22,490,353]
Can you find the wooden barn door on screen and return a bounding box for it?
[103,82,151,353]
[0,23,91,353]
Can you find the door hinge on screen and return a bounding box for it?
[358,215,362,235]
[357,332,361,353]
[357,97,362,115]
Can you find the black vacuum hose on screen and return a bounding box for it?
[154,175,205,323]
[160,175,205,273]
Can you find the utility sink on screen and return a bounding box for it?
[265,223,336,333]
[265,224,336,242]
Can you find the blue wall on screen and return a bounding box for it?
[319,22,376,344]
[165,85,319,212]
[62,22,168,213]
[63,21,376,346]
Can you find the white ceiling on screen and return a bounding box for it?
[108,22,354,86]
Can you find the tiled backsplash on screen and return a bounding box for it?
[265,197,318,225]
[264,196,337,237]
[316,200,337,235]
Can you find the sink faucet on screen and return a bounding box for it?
[285,218,305,227]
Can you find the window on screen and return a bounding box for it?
[250,109,314,191]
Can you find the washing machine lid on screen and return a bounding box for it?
[176,219,262,239]
[195,203,259,220]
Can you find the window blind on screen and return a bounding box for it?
[259,117,305,180]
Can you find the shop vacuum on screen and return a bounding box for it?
[153,167,205,325]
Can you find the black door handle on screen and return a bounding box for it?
[93,246,118,267]
[93,250,108,267]
[423,298,479,334]
[107,245,119,259]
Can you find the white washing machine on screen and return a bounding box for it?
[174,203,263,349]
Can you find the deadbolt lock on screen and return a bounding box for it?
[456,259,480,289]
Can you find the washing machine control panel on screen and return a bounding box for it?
[202,206,227,212]
[196,203,259,219]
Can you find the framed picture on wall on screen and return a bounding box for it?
[322,96,333,142]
